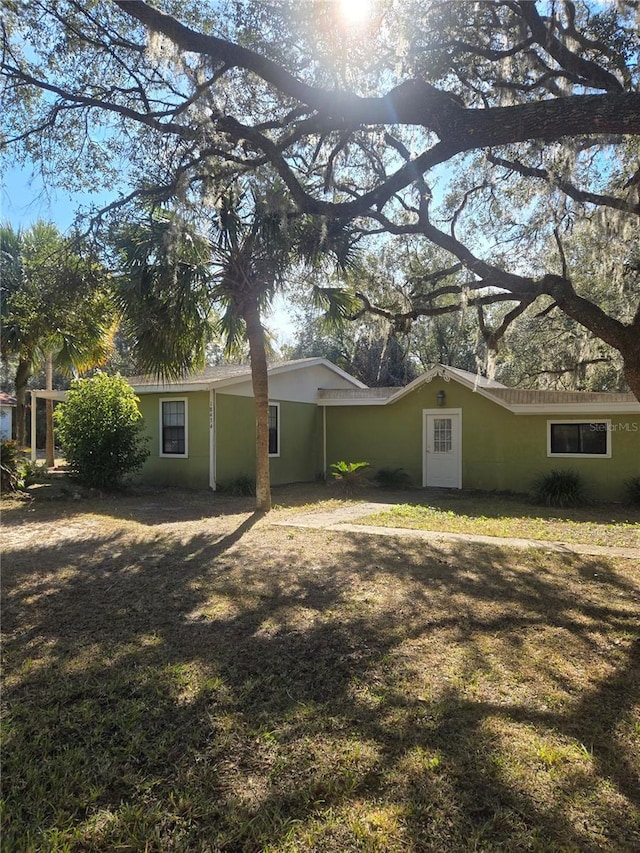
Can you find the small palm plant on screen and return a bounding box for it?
[330,461,370,496]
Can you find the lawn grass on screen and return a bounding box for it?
[2,486,639,852]
[353,490,640,548]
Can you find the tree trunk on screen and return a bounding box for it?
[241,291,271,512]
[14,357,32,448]
[540,275,640,402]
[45,352,55,467]
[622,345,640,402]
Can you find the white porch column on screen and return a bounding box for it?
[30,391,37,462]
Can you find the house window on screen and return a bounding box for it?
[548,421,610,458]
[268,403,280,457]
[160,398,188,457]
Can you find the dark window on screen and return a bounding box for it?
[268,404,279,455]
[162,400,186,455]
[550,422,608,455]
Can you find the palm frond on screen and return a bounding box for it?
[312,286,361,328]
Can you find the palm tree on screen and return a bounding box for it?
[0,222,115,452]
[115,185,359,510]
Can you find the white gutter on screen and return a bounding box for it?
[30,392,37,462]
[209,389,216,491]
[322,405,327,479]
[511,403,640,415]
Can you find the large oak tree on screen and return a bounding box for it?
[2,1,639,403]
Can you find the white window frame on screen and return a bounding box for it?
[547,419,611,459]
[159,397,189,458]
[268,402,280,458]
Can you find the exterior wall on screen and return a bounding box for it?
[137,391,211,489]
[215,393,321,487]
[325,377,640,502]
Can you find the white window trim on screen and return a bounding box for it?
[547,419,611,459]
[159,397,189,458]
[268,401,280,458]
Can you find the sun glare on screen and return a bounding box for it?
[337,0,372,27]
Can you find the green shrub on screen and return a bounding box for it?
[54,372,149,489]
[372,467,412,490]
[624,476,640,506]
[330,460,370,495]
[530,469,587,508]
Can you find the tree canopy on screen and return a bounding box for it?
[0,221,114,445]
[1,1,639,394]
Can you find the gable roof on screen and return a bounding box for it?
[318,364,640,414]
[0,391,16,406]
[128,357,367,393]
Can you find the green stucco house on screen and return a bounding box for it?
[126,359,640,503]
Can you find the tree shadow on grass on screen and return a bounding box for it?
[2,514,639,851]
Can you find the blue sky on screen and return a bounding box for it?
[2,163,297,346]
[1,163,115,233]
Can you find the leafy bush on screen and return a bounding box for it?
[54,372,149,489]
[372,467,412,490]
[530,469,587,508]
[623,476,640,506]
[330,460,370,495]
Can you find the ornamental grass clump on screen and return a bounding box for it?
[54,372,149,490]
[530,469,587,508]
[624,476,640,506]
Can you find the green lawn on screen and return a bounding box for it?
[353,491,640,548]
[2,486,639,852]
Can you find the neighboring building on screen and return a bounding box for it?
[31,360,640,501]
[0,391,16,440]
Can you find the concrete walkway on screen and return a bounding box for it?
[272,503,640,560]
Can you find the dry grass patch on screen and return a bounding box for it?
[353,491,640,548]
[2,486,639,852]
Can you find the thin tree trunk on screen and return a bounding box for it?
[14,357,31,448]
[242,290,271,512]
[622,347,640,402]
[45,352,55,467]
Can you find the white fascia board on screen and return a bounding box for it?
[132,382,214,394]
[265,357,367,389]
[511,402,640,415]
[318,398,391,406]
[209,358,368,393]
[207,374,251,391]
[380,367,514,410]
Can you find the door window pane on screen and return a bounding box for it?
[433,418,452,453]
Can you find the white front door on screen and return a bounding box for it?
[423,410,462,488]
